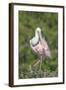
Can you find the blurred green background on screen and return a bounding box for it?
[19,11,58,79]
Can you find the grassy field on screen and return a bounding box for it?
[19,11,58,79]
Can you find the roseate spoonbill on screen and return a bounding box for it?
[30,27,51,75]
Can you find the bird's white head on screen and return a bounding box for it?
[36,27,41,33]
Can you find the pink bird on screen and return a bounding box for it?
[30,27,51,73]
[30,27,51,58]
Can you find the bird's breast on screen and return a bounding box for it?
[31,37,39,47]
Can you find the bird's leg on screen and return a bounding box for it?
[29,65,33,74]
[33,60,40,67]
[40,56,42,77]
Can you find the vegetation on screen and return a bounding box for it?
[19,11,58,79]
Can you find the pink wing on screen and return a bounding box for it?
[31,39,51,57]
[31,42,45,55]
[41,39,51,57]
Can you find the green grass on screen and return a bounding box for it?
[19,11,58,79]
